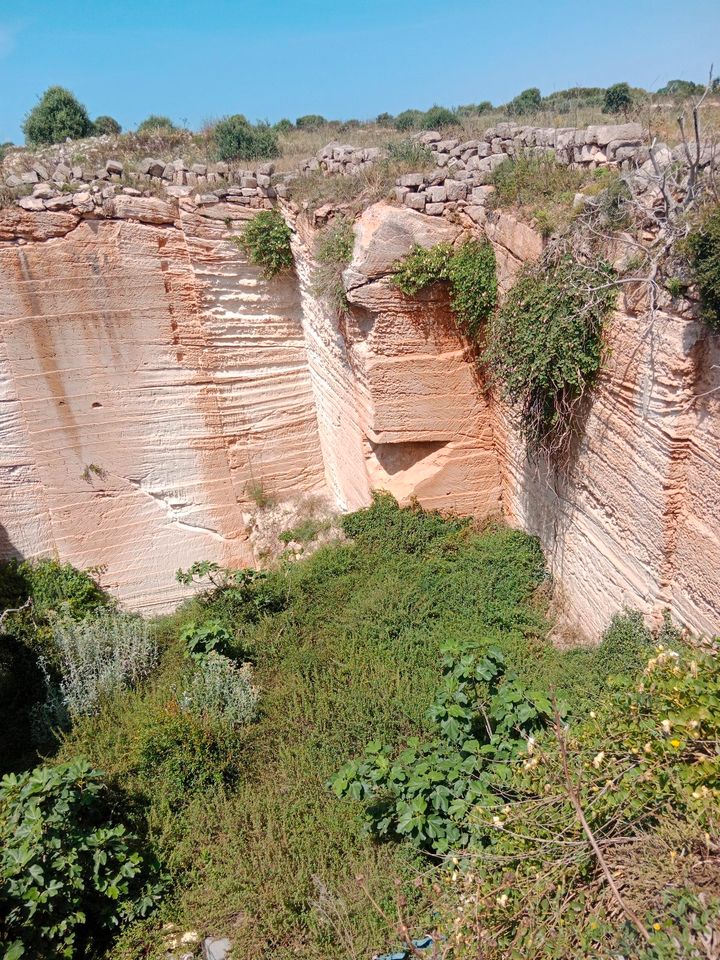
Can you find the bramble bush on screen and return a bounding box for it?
[233,209,293,278]
[0,758,162,959]
[391,239,497,340]
[482,254,616,451]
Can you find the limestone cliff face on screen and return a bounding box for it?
[0,204,326,610]
[1,198,719,638]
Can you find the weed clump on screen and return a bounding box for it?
[312,216,355,314]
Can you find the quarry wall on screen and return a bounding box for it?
[1,123,719,637]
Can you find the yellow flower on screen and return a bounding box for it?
[670,738,681,748]
[653,922,662,931]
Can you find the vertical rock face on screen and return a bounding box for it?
[0,196,719,638]
[0,204,326,610]
[488,217,720,637]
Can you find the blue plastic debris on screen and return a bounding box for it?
[413,936,434,949]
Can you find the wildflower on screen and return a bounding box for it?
[589,710,596,719]
[661,719,672,734]
[670,738,681,748]
[653,922,662,931]
[644,742,653,754]
[526,735,536,755]
[592,751,605,769]
[496,894,509,908]
[492,816,503,827]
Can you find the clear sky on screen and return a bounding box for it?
[1,0,718,143]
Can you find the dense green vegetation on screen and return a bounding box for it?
[22,86,93,147]
[483,254,616,451]
[391,239,497,341]
[1,498,717,960]
[212,114,280,162]
[233,209,293,278]
[136,115,177,134]
[312,216,355,314]
[687,205,720,331]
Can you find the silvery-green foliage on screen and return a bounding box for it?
[181,652,258,727]
[53,611,157,717]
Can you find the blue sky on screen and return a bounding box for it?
[1,0,718,143]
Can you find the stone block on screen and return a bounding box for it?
[404,192,426,211]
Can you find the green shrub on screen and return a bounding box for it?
[507,87,542,116]
[687,206,720,330]
[420,105,458,130]
[0,758,161,959]
[482,255,616,451]
[92,115,121,136]
[0,560,109,769]
[598,609,654,677]
[50,611,156,719]
[137,709,242,804]
[136,114,176,133]
[391,239,497,340]
[457,101,494,117]
[386,139,434,166]
[179,619,232,660]
[274,117,294,133]
[234,209,293,278]
[603,81,633,115]
[376,111,395,125]
[22,86,92,146]
[331,642,558,852]
[180,652,258,727]
[445,239,498,339]
[394,109,424,131]
[295,114,327,130]
[212,114,279,162]
[312,217,355,314]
